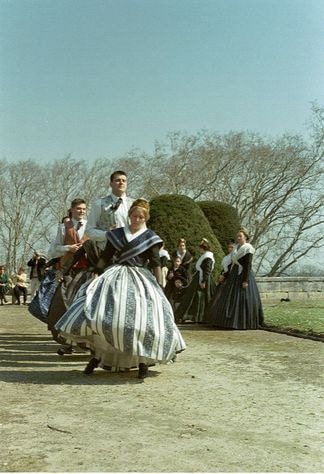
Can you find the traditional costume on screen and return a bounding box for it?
[85,194,134,251]
[207,242,264,329]
[55,226,186,372]
[175,249,216,323]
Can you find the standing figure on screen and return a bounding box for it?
[207,229,264,329]
[27,252,46,299]
[12,267,28,305]
[0,266,10,305]
[211,239,236,305]
[85,170,134,251]
[55,199,186,380]
[171,238,193,280]
[159,243,171,288]
[175,239,216,323]
[164,255,189,311]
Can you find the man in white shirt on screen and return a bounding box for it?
[51,199,87,259]
[46,198,88,356]
[85,170,134,251]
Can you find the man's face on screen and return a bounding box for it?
[110,174,127,196]
[71,204,87,221]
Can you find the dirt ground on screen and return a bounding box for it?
[0,305,323,473]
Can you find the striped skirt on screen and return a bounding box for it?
[55,264,186,369]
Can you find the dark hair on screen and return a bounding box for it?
[70,199,86,209]
[228,239,236,245]
[110,170,127,182]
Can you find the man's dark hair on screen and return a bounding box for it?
[110,171,127,182]
[71,198,86,208]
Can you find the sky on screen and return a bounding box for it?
[0,0,324,164]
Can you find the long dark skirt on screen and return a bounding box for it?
[207,266,263,329]
[174,272,216,323]
[28,269,59,323]
[47,270,91,343]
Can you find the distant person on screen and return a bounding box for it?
[12,267,28,305]
[164,255,189,311]
[159,243,171,288]
[27,251,46,299]
[175,239,216,323]
[85,170,134,251]
[0,265,10,305]
[218,239,236,285]
[207,228,264,329]
[209,239,236,307]
[171,238,193,280]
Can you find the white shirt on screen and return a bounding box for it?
[85,193,131,250]
[48,219,86,258]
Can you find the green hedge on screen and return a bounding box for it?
[198,201,241,253]
[148,194,224,274]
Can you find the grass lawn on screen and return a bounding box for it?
[263,300,324,336]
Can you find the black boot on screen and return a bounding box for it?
[57,345,73,356]
[83,357,100,375]
[138,363,148,380]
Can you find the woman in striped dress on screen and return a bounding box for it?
[55,199,186,380]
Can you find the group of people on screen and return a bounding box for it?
[2,169,264,380]
[27,171,186,380]
[0,261,44,306]
[164,233,264,330]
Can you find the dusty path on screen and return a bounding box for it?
[0,306,323,472]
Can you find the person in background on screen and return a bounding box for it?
[27,252,46,299]
[218,239,236,285]
[164,255,189,311]
[12,267,28,305]
[175,239,216,323]
[0,265,10,305]
[85,170,134,251]
[207,228,264,329]
[171,238,193,280]
[159,243,171,288]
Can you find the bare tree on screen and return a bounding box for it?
[127,107,324,275]
[0,160,53,272]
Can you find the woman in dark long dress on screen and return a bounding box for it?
[175,239,216,323]
[207,229,263,329]
[55,199,186,380]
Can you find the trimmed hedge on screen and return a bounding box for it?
[148,194,224,274]
[198,201,241,253]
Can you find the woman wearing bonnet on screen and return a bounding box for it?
[207,228,264,329]
[175,238,216,323]
[55,198,186,380]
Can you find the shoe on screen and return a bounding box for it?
[0,301,3,306]
[102,365,112,371]
[83,357,100,375]
[57,346,73,356]
[138,363,148,380]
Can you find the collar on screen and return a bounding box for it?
[111,193,126,202]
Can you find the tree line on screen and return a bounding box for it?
[0,105,323,276]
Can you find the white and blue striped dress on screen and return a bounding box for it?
[55,227,186,370]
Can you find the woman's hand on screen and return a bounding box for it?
[242,281,248,289]
[199,282,206,289]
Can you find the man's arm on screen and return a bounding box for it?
[85,199,108,243]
